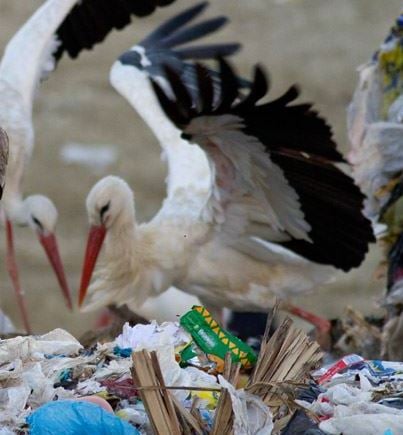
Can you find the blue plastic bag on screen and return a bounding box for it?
[27,400,140,435]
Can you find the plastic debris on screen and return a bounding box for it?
[4,304,402,435]
[27,400,139,435]
[316,354,365,385]
[0,309,16,335]
[180,306,257,370]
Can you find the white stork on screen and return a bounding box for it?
[0,0,177,332]
[78,58,374,332]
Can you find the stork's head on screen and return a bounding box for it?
[24,194,57,233]
[79,176,135,307]
[23,195,72,309]
[86,176,134,229]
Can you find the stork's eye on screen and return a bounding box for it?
[100,202,110,220]
[32,215,43,231]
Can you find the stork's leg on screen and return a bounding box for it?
[283,301,331,333]
[5,219,31,334]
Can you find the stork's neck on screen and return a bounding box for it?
[2,195,28,226]
[104,203,137,263]
[0,0,78,113]
[110,62,212,198]
[110,62,180,145]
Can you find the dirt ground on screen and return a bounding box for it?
[0,0,401,335]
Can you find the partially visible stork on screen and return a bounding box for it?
[0,0,177,332]
[78,59,374,332]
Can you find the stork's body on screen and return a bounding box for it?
[80,176,334,318]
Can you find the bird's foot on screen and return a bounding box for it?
[283,303,332,349]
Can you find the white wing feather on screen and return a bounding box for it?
[183,114,312,248]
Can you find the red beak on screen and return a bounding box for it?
[78,225,107,307]
[38,232,73,310]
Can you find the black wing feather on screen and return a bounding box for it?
[118,4,245,108]
[174,43,241,60]
[215,58,240,112]
[158,17,229,49]
[151,77,190,126]
[141,2,208,48]
[271,153,374,270]
[237,65,269,110]
[54,0,175,61]
[195,64,214,112]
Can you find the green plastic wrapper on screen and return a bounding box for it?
[179,306,257,370]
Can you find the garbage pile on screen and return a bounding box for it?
[299,355,403,435]
[0,306,402,434]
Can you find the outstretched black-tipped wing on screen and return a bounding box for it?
[138,2,240,57]
[152,59,375,271]
[117,2,244,96]
[0,128,9,200]
[54,0,176,61]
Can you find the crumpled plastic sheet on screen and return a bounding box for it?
[115,321,190,350]
[296,374,403,435]
[219,376,273,435]
[117,401,149,430]
[296,382,372,419]
[116,322,218,402]
[0,330,83,431]
[0,309,15,335]
[0,328,82,364]
[27,400,139,435]
[0,361,74,427]
[320,413,403,435]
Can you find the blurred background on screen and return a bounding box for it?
[0,0,401,335]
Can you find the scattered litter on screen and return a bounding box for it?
[1,304,403,434]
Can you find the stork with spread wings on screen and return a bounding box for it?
[78,59,374,330]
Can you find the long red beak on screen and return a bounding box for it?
[78,225,107,308]
[38,232,73,310]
